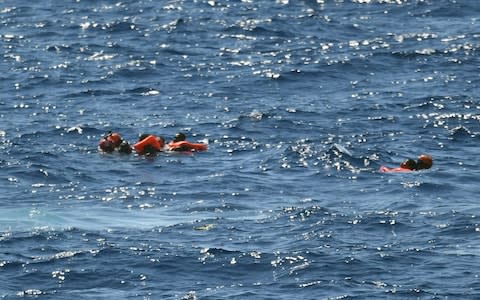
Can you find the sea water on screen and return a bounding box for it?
[1,1,480,299]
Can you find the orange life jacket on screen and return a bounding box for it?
[167,141,207,152]
[106,133,122,147]
[133,135,162,154]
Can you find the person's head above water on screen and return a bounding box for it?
[106,132,122,148]
[98,139,115,153]
[416,154,433,170]
[173,132,186,142]
[381,154,433,173]
[118,141,132,154]
[399,154,432,170]
[400,158,417,170]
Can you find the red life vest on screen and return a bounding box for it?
[133,135,162,154]
[106,133,122,147]
[167,141,207,152]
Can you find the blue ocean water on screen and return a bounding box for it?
[1,0,480,298]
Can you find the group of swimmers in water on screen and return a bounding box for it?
[98,131,207,155]
[98,131,432,173]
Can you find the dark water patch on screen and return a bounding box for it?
[450,125,476,139]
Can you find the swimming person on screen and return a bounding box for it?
[380,154,433,173]
[399,158,417,170]
[167,132,207,152]
[98,131,131,154]
[133,133,165,155]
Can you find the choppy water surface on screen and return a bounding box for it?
[1,0,480,299]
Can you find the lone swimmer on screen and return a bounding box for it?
[380,154,433,173]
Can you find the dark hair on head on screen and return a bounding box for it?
[416,159,431,170]
[118,141,132,154]
[174,132,186,142]
[401,159,417,170]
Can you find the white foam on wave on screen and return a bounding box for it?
[0,206,211,232]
